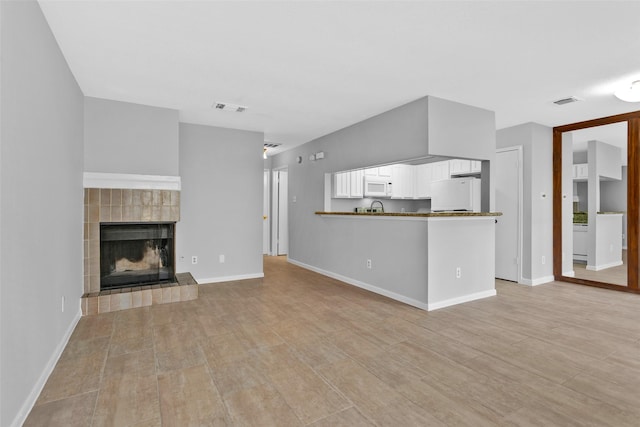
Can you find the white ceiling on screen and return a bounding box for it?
[38,1,640,156]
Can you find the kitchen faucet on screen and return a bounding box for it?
[370,200,384,212]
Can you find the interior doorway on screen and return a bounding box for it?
[263,170,270,255]
[495,147,523,282]
[271,168,288,256]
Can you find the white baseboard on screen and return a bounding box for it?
[288,258,427,311]
[520,275,555,286]
[586,260,623,271]
[11,309,82,427]
[197,272,264,285]
[563,270,575,277]
[427,289,497,311]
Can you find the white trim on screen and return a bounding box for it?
[83,172,181,190]
[11,309,81,427]
[196,272,264,284]
[520,275,555,286]
[563,270,575,277]
[427,289,497,311]
[288,258,429,311]
[586,260,623,271]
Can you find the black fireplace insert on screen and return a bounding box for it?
[100,222,175,290]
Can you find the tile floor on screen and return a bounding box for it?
[25,256,640,426]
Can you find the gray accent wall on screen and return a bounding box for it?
[84,97,179,175]
[497,122,554,283]
[1,2,84,426]
[271,96,495,291]
[178,123,264,281]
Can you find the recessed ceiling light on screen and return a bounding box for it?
[212,102,247,112]
[614,80,640,102]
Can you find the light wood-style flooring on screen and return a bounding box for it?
[25,256,640,426]
[573,249,628,286]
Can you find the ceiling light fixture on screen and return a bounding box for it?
[263,147,268,159]
[614,80,640,102]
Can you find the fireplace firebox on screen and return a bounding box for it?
[100,222,175,290]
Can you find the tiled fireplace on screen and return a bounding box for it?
[82,186,197,315]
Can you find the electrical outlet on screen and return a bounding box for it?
[292,196,297,203]
[541,256,546,265]
[366,259,372,269]
[456,267,461,279]
[219,254,225,263]
[61,296,65,313]
[192,256,198,264]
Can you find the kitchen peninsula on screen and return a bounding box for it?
[272,95,499,312]
[312,211,501,310]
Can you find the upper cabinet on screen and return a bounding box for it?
[573,163,588,181]
[334,170,364,198]
[450,159,481,176]
[390,164,415,199]
[332,158,480,200]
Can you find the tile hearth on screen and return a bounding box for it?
[81,273,197,315]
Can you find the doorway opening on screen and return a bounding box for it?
[271,168,289,256]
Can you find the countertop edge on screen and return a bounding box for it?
[315,211,503,218]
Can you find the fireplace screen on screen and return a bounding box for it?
[100,223,175,290]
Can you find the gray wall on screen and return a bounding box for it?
[496,122,554,283]
[84,97,179,175]
[1,2,84,426]
[271,96,495,292]
[601,166,628,248]
[178,123,264,281]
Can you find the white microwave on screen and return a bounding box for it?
[364,176,392,198]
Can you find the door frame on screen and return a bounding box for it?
[496,146,524,284]
[553,110,640,292]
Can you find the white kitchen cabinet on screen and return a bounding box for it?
[349,169,364,198]
[573,224,588,261]
[414,163,432,199]
[431,160,450,182]
[333,172,350,198]
[391,164,415,199]
[449,159,471,175]
[450,159,481,176]
[471,160,482,173]
[364,166,392,177]
[364,167,378,176]
[378,166,392,177]
[573,163,588,180]
[334,170,364,198]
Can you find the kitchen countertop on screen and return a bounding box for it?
[315,211,502,217]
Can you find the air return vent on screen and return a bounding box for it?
[213,102,247,112]
[553,96,581,106]
[263,142,281,148]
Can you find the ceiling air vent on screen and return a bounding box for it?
[553,96,581,106]
[213,102,247,112]
[264,143,281,148]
